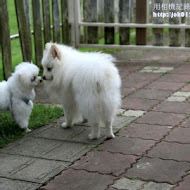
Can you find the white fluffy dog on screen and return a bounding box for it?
[42,43,121,140]
[0,62,41,132]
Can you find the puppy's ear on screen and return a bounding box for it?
[50,44,61,60]
[18,72,28,86]
[45,42,52,51]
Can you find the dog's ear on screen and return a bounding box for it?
[45,42,52,51]
[50,44,61,60]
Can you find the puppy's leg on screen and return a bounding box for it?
[88,122,100,140]
[61,104,73,128]
[12,99,32,133]
[62,108,73,128]
[105,120,115,139]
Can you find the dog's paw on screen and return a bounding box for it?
[88,133,100,140]
[106,133,115,139]
[88,133,96,140]
[28,100,33,107]
[61,122,71,129]
[25,128,32,133]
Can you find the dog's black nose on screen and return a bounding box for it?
[42,76,46,80]
[40,79,43,83]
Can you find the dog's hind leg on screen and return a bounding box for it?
[88,122,100,140]
[105,120,115,139]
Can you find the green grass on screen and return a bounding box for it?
[0,104,63,148]
[79,47,121,54]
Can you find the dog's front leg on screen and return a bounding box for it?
[61,106,73,128]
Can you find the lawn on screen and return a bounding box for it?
[0,104,63,148]
[0,1,157,81]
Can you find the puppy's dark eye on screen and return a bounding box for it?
[47,67,52,72]
[31,76,36,82]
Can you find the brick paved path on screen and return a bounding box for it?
[1,49,190,190]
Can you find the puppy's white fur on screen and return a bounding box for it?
[0,62,41,132]
[42,43,121,139]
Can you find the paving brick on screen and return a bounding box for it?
[121,87,135,99]
[126,157,190,184]
[167,96,186,102]
[145,81,184,91]
[122,110,145,117]
[0,153,32,177]
[35,123,108,145]
[180,118,190,128]
[113,116,136,131]
[12,159,69,184]
[72,151,138,176]
[136,111,186,126]
[99,137,155,156]
[173,91,190,97]
[128,89,172,100]
[142,181,174,190]
[171,64,190,74]
[1,137,62,158]
[40,169,115,190]
[181,84,190,92]
[42,142,93,162]
[154,102,190,114]
[122,79,149,89]
[125,72,162,81]
[111,177,145,190]
[147,141,190,162]
[0,178,40,190]
[165,127,190,143]
[157,74,190,83]
[174,175,190,190]
[122,98,159,111]
[140,66,173,73]
[117,123,171,141]
[35,117,134,145]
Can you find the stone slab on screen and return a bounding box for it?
[0,178,40,190]
[40,169,115,190]
[145,81,184,91]
[111,177,174,190]
[154,102,190,114]
[72,151,138,176]
[11,158,70,184]
[180,118,190,128]
[122,98,159,111]
[117,123,171,141]
[42,142,93,162]
[136,111,186,126]
[99,137,155,156]
[111,177,145,190]
[174,175,190,190]
[122,110,146,117]
[167,96,186,102]
[157,74,190,83]
[125,72,162,81]
[122,79,149,89]
[148,141,190,162]
[126,157,190,184]
[165,127,190,143]
[142,181,174,190]
[128,89,172,100]
[1,137,62,158]
[0,153,32,177]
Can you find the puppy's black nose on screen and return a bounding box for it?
[42,76,46,80]
[40,79,43,83]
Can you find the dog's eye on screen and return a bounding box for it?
[31,76,36,82]
[47,67,52,72]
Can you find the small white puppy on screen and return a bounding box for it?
[42,43,121,140]
[0,62,41,132]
